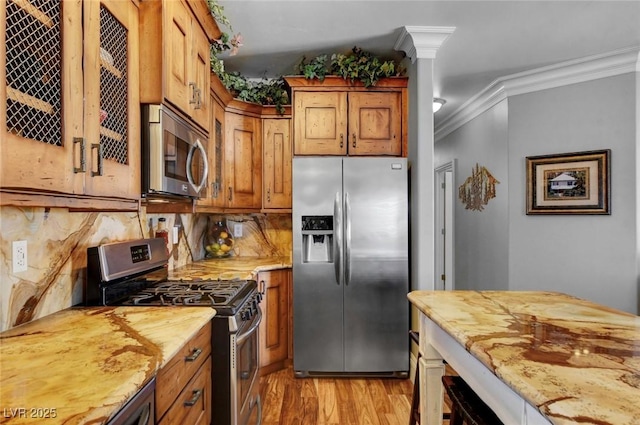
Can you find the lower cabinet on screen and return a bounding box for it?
[156,322,212,425]
[258,269,291,376]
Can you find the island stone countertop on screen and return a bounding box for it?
[408,290,640,425]
[168,256,292,281]
[0,306,215,424]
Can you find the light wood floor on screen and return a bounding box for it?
[259,366,452,425]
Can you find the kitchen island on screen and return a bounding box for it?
[0,306,215,424]
[408,290,640,425]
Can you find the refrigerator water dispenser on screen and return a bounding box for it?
[301,216,333,263]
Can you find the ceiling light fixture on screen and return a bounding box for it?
[433,98,446,113]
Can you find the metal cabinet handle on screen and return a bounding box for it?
[259,280,266,294]
[228,187,233,202]
[212,182,219,199]
[185,347,202,362]
[352,133,356,148]
[340,134,344,148]
[189,82,197,104]
[91,143,103,177]
[74,137,86,173]
[184,389,203,407]
[194,87,202,109]
[267,187,271,203]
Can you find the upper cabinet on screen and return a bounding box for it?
[262,109,292,211]
[139,0,215,132]
[1,0,140,209]
[285,76,408,157]
[198,76,292,213]
[225,107,262,210]
[197,75,230,210]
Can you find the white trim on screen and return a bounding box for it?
[435,160,456,292]
[435,46,640,143]
[394,26,456,62]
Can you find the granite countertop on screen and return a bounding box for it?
[408,290,640,425]
[0,306,215,424]
[169,256,292,281]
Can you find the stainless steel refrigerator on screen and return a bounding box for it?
[292,156,409,377]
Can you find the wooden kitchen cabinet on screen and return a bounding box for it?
[156,321,212,425]
[224,110,262,210]
[139,0,214,132]
[197,82,228,210]
[1,0,140,209]
[286,76,408,157]
[262,113,292,211]
[258,269,291,375]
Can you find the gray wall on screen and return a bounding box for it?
[435,100,510,291]
[508,74,637,314]
[436,73,638,313]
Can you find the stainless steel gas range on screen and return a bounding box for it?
[86,238,262,425]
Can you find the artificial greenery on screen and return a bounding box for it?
[297,47,404,87]
[206,3,404,114]
[295,54,329,81]
[207,0,289,114]
[220,73,289,114]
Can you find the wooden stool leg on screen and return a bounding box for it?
[409,353,421,425]
[409,331,420,425]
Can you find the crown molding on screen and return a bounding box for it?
[394,26,456,62]
[435,46,640,143]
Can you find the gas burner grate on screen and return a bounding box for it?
[128,279,251,307]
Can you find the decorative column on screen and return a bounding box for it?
[394,26,454,293]
[395,27,454,425]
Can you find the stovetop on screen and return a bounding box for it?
[86,238,259,316]
[119,278,257,316]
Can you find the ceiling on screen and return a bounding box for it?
[217,1,640,126]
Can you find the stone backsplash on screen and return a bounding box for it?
[0,207,291,331]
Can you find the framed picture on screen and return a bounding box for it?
[526,149,610,215]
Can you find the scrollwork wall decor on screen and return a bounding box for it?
[458,163,500,211]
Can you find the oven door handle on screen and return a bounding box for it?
[236,309,262,345]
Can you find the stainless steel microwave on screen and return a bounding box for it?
[141,104,208,198]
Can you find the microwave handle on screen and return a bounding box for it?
[186,138,209,195]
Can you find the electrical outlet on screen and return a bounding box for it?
[12,240,27,273]
[233,223,243,238]
[172,226,180,244]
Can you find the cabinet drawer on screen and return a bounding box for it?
[156,321,211,419]
[158,356,212,425]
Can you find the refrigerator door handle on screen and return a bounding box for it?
[344,192,352,286]
[334,192,343,285]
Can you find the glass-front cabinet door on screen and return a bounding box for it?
[1,0,140,206]
[1,0,83,194]
[83,0,139,199]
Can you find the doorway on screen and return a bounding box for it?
[435,160,456,291]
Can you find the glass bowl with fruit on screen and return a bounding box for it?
[204,220,234,258]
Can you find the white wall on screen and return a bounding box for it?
[508,74,638,313]
[435,72,637,313]
[435,100,510,290]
